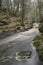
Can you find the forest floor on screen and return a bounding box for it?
[0,14,32,33]
[0,15,22,33]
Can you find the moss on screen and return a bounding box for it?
[33,35,41,41]
[33,34,43,61]
[33,40,40,48]
[18,51,32,56]
[36,50,43,61]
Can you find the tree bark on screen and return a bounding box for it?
[21,0,25,26]
[0,0,1,12]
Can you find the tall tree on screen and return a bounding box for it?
[13,0,20,16]
[0,0,2,12]
[6,0,10,17]
[21,0,25,26]
[38,0,42,20]
[10,0,12,11]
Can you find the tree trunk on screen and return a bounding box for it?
[15,1,19,16]
[0,0,1,12]
[21,0,25,26]
[6,0,10,17]
[38,0,42,20]
[10,0,12,11]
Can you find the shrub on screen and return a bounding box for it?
[38,46,43,61]
[0,19,9,25]
[33,35,41,41]
[33,34,43,41]
[33,34,43,61]
[33,40,40,47]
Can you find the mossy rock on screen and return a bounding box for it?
[33,34,43,61]
[18,51,32,56]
